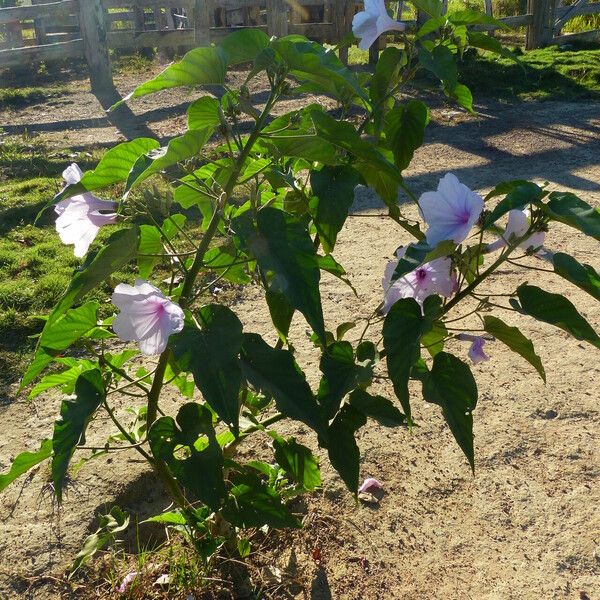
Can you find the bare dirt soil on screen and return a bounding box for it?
[0,71,599,599]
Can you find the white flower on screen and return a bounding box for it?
[457,333,491,364]
[352,0,406,50]
[382,247,457,313]
[54,163,118,257]
[486,209,545,254]
[419,173,484,247]
[112,279,185,355]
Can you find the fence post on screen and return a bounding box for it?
[526,0,555,49]
[267,0,289,37]
[79,0,115,96]
[334,0,354,64]
[194,0,211,46]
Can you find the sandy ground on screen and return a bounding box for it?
[0,72,599,599]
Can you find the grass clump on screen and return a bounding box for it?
[0,85,71,109]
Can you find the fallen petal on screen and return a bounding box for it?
[358,477,383,494]
[117,572,138,593]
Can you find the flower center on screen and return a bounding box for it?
[415,268,428,282]
[457,209,471,224]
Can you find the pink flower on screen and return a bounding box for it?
[112,279,185,355]
[117,571,138,593]
[382,248,457,313]
[419,174,484,247]
[55,163,118,257]
[457,333,490,364]
[358,478,383,494]
[486,209,545,254]
[352,0,406,50]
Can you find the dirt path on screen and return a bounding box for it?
[0,81,599,599]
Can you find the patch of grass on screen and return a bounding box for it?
[349,43,600,101]
[0,85,71,109]
[459,44,600,101]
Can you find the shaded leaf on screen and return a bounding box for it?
[148,403,226,510]
[483,315,545,382]
[348,389,405,427]
[544,192,600,241]
[240,333,324,436]
[0,439,52,493]
[422,352,477,470]
[271,434,321,490]
[171,306,243,434]
[52,370,105,501]
[552,252,600,302]
[517,285,600,348]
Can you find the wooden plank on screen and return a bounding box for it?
[556,1,600,28]
[193,0,212,45]
[554,27,600,43]
[0,0,79,24]
[266,0,288,36]
[103,0,193,9]
[526,0,555,48]
[472,13,534,31]
[108,27,194,47]
[0,38,84,67]
[289,22,334,38]
[79,0,115,94]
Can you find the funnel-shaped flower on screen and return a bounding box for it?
[112,280,184,355]
[419,174,484,247]
[486,209,545,254]
[457,333,490,364]
[382,248,456,313]
[353,0,406,50]
[55,163,118,257]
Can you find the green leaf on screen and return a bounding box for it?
[138,215,186,279]
[240,333,325,436]
[467,31,511,56]
[553,252,600,302]
[29,363,96,400]
[517,285,600,348]
[348,389,405,427]
[386,101,430,171]
[127,128,214,190]
[409,0,443,17]
[0,439,52,493]
[272,38,366,103]
[222,469,300,529]
[271,434,321,491]
[220,28,270,66]
[383,298,432,422]
[203,243,252,284]
[484,182,545,227]
[419,45,457,88]
[446,82,473,113]
[52,370,105,501]
[188,96,221,130]
[310,165,359,253]
[544,192,600,241]
[421,320,448,357]
[369,47,406,133]
[327,404,366,493]
[70,507,129,575]
[234,208,326,343]
[310,110,400,183]
[22,301,100,389]
[318,341,359,421]
[121,46,228,103]
[483,315,545,382]
[53,139,160,202]
[237,538,252,558]
[265,289,295,343]
[423,352,478,471]
[148,403,226,510]
[144,511,188,526]
[171,306,244,434]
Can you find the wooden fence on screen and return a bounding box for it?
[1,0,599,93]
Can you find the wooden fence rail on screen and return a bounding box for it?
[1,0,599,93]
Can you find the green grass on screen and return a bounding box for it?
[348,44,600,101]
[0,85,71,109]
